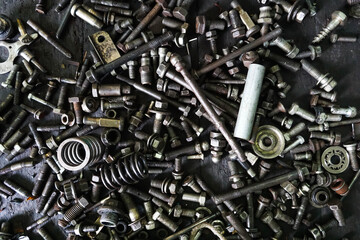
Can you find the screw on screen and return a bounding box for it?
[330,106,357,118]
[144,201,156,230]
[152,197,173,215]
[37,174,56,213]
[32,163,50,197]
[60,197,89,227]
[153,208,179,232]
[46,125,80,150]
[172,0,195,21]
[182,192,206,206]
[282,135,305,156]
[219,11,231,27]
[308,218,338,240]
[283,122,306,142]
[205,30,218,55]
[343,142,358,171]
[36,227,53,240]
[258,160,272,179]
[149,188,177,207]
[288,102,316,122]
[268,102,286,117]
[228,9,245,39]
[183,175,202,193]
[0,109,28,143]
[313,11,347,43]
[301,59,337,92]
[231,1,260,37]
[274,208,294,225]
[271,36,299,58]
[310,131,341,145]
[310,88,337,102]
[256,195,271,218]
[164,141,209,161]
[83,116,125,131]
[260,211,282,238]
[2,64,20,89]
[258,48,301,73]
[272,115,293,130]
[4,178,32,199]
[195,16,226,35]
[29,122,48,155]
[20,104,46,120]
[28,93,56,109]
[168,127,182,149]
[295,45,322,60]
[293,196,309,230]
[227,160,245,189]
[120,192,144,231]
[68,97,83,124]
[269,0,308,23]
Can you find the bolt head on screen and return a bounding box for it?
[173,205,182,217]
[145,220,156,230]
[199,192,206,206]
[231,28,245,39]
[68,97,81,103]
[153,208,164,220]
[205,30,217,38]
[332,11,347,25]
[296,135,305,144]
[195,16,206,34]
[231,181,245,189]
[330,34,338,43]
[156,0,168,8]
[181,23,189,33]
[70,3,81,16]
[156,62,170,78]
[78,197,90,208]
[295,8,309,23]
[173,7,188,22]
[288,103,299,115]
[260,211,273,223]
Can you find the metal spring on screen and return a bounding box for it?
[57,136,104,171]
[98,154,148,190]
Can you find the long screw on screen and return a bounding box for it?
[313,11,347,43]
[56,0,77,39]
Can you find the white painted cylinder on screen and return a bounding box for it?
[234,64,265,140]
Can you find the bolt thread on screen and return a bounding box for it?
[174,157,182,172]
[293,196,308,230]
[63,203,86,222]
[91,184,101,203]
[57,84,67,109]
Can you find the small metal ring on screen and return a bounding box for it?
[253,125,285,159]
[321,146,349,174]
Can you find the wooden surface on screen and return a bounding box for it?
[0,0,360,239]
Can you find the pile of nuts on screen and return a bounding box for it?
[0,0,359,239]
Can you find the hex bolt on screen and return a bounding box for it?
[37,173,56,213]
[182,192,206,206]
[164,141,208,161]
[152,197,173,215]
[0,109,28,143]
[60,197,89,227]
[295,45,322,60]
[258,6,273,35]
[288,103,316,122]
[313,11,347,43]
[308,218,338,240]
[20,104,46,120]
[2,64,20,88]
[260,211,282,238]
[269,0,308,23]
[272,115,293,130]
[46,124,80,150]
[153,208,179,232]
[172,157,183,180]
[283,122,306,142]
[32,163,50,197]
[168,127,182,149]
[183,175,202,193]
[29,122,48,155]
[301,59,337,92]
[227,160,245,189]
[28,93,56,109]
[143,201,156,230]
[70,3,103,29]
[149,188,177,207]
[258,160,272,179]
[4,179,31,198]
[282,136,305,156]
[330,106,357,118]
[271,36,299,58]
[228,9,245,39]
[268,102,286,117]
[205,30,218,55]
[68,97,83,124]
[172,0,195,21]
[258,48,301,73]
[219,11,231,27]
[293,196,308,230]
[310,131,341,145]
[274,208,294,225]
[195,15,226,35]
[181,116,204,136]
[128,104,147,133]
[331,33,358,44]
[35,0,46,14]
[6,134,33,161]
[120,192,143,231]
[181,121,196,142]
[294,151,313,161]
[0,128,27,155]
[14,73,23,105]
[231,1,260,37]
[21,69,40,93]
[310,88,337,102]
[256,195,271,218]
[90,173,102,203]
[343,142,359,171]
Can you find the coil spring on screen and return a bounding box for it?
[57,135,104,171]
[98,154,148,190]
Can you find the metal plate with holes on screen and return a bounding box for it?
[252,125,285,159]
[89,31,120,65]
[321,146,349,174]
[0,33,38,74]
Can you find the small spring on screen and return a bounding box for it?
[57,135,104,171]
[98,154,148,190]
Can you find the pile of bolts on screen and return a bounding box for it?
[0,0,360,239]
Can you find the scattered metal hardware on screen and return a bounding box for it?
[0,1,359,239]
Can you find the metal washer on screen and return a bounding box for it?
[321,146,349,174]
